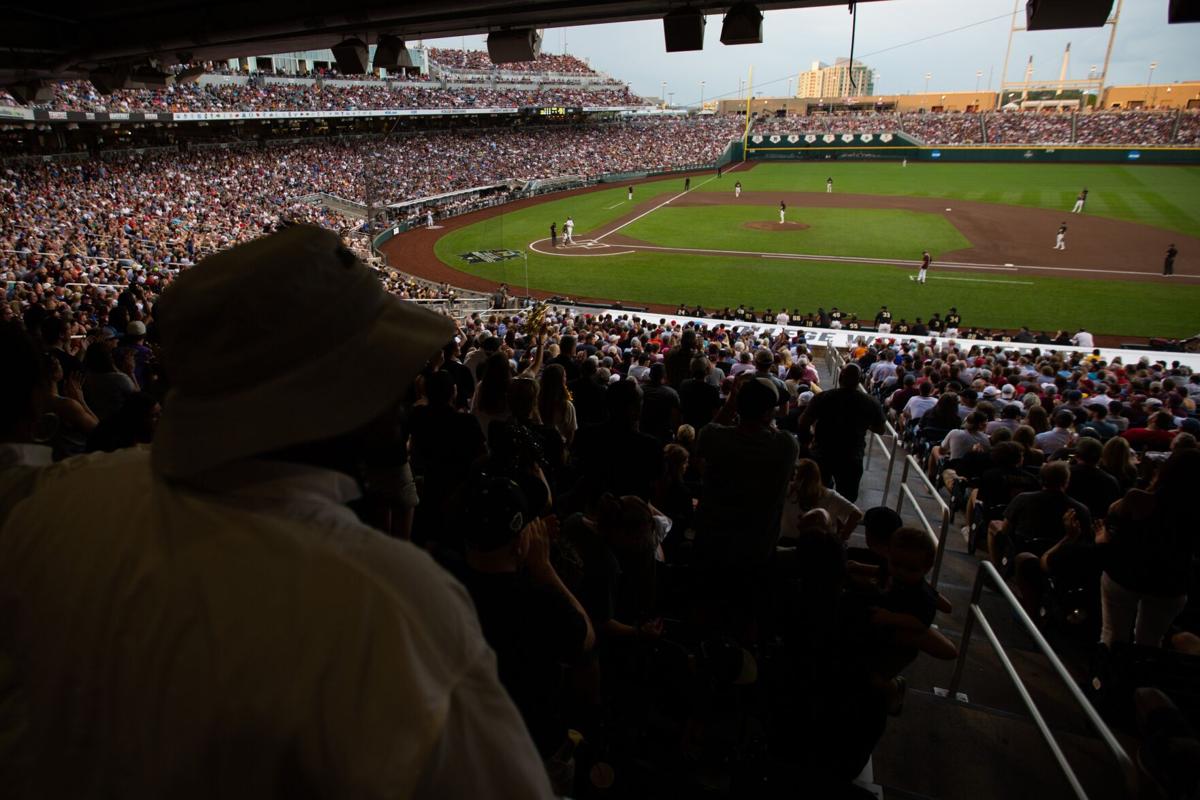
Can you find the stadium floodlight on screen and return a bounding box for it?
[663,8,706,52]
[720,3,763,46]
[487,29,543,63]
[373,34,415,71]
[331,37,369,74]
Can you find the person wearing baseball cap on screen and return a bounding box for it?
[457,476,593,770]
[0,226,555,797]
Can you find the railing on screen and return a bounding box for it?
[892,453,953,590]
[942,561,1138,800]
[831,341,949,588]
[863,419,902,508]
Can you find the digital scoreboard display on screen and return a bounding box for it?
[522,106,583,116]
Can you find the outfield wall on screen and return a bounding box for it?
[741,136,1200,164]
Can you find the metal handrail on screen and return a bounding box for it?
[893,454,953,589]
[945,561,1139,799]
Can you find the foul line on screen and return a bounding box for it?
[927,276,1034,285]
[595,161,744,242]
[604,202,624,210]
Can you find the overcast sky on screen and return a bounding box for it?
[425,0,1199,105]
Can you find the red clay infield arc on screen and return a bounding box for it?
[382,164,1197,321]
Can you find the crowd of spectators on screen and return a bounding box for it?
[30,79,646,114]
[898,112,984,144]
[751,110,983,144]
[1177,111,1200,145]
[672,302,1104,347]
[860,334,1198,656]
[0,243,973,794]
[429,49,600,76]
[983,111,1075,144]
[9,233,1197,792]
[1075,110,1178,145]
[749,110,1197,146]
[2,118,740,352]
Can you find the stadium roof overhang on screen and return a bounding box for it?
[0,1,888,82]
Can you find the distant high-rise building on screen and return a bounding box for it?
[796,58,873,98]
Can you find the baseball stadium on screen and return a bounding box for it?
[3,2,1200,800]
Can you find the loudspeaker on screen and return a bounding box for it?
[1168,0,1200,23]
[721,3,763,45]
[1025,0,1113,30]
[664,9,706,52]
[331,38,369,74]
[487,29,543,63]
[373,34,415,70]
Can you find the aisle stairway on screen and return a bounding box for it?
[813,348,1139,800]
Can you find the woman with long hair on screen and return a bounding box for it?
[1012,425,1046,468]
[537,363,577,446]
[1025,404,1050,434]
[1092,449,1200,646]
[472,352,512,438]
[45,354,98,460]
[921,392,962,433]
[1099,436,1138,493]
[780,458,863,542]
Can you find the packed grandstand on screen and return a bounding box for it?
[3,34,1200,800]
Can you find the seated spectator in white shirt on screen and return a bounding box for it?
[902,382,938,425]
[1035,410,1077,456]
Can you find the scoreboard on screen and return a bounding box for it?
[521,106,583,116]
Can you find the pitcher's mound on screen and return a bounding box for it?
[743,220,810,232]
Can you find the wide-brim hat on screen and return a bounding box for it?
[152,225,453,479]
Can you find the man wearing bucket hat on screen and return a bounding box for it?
[0,226,554,798]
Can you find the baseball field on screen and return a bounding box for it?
[410,161,1200,338]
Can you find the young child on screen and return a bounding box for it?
[864,526,956,713]
[847,506,902,580]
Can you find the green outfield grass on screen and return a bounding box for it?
[433,163,1200,337]
[620,206,970,259]
[701,162,1200,237]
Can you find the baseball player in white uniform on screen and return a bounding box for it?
[563,216,575,244]
[1054,222,1066,250]
[913,250,931,284]
[735,181,742,199]
[779,202,786,224]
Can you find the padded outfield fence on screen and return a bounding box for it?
[735,134,1200,164]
